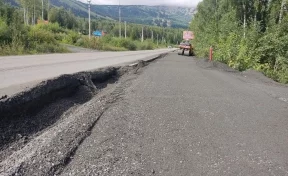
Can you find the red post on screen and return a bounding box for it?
[209,46,213,61]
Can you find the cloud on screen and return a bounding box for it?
[82,0,202,7]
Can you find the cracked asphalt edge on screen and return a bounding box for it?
[0,53,169,176]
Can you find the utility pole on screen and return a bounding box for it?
[47,0,50,22]
[88,0,91,39]
[215,0,219,39]
[42,0,44,20]
[119,0,121,38]
[151,30,154,41]
[243,3,246,38]
[125,21,127,38]
[157,34,159,46]
[33,0,35,25]
[141,26,144,42]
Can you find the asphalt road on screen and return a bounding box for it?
[60,53,288,175]
[0,49,173,89]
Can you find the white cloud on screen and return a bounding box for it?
[82,0,202,7]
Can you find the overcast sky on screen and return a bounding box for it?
[81,0,202,7]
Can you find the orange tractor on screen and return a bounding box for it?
[178,40,194,56]
[178,31,195,56]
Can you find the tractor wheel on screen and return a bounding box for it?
[189,51,193,56]
[178,49,184,55]
[189,50,195,56]
[184,49,190,56]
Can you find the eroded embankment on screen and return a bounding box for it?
[0,67,117,159]
[0,53,167,176]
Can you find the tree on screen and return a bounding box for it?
[17,0,43,25]
[190,0,288,83]
[48,7,78,29]
[130,27,139,40]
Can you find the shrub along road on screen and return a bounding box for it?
[59,53,288,175]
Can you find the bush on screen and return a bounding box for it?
[88,37,102,49]
[102,45,127,51]
[76,36,137,51]
[28,27,57,44]
[62,30,81,44]
[34,23,65,33]
[35,43,69,53]
[0,42,25,56]
[75,36,102,50]
[75,38,85,47]
[136,40,155,50]
[0,41,68,55]
[100,34,113,43]
[0,23,71,55]
[99,37,137,51]
[0,18,10,44]
[118,38,137,51]
[54,33,66,41]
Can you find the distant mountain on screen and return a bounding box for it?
[90,5,195,28]
[5,0,195,28]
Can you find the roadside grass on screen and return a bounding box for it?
[0,23,170,56]
[0,42,69,56]
[72,35,160,51]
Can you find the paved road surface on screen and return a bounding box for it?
[0,49,173,89]
[60,53,288,175]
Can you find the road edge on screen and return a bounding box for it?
[0,53,169,176]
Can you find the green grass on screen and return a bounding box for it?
[69,34,159,51]
[0,22,167,56]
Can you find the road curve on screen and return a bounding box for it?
[0,49,174,89]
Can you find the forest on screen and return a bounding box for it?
[190,0,288,83]
[0,0,183,55]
